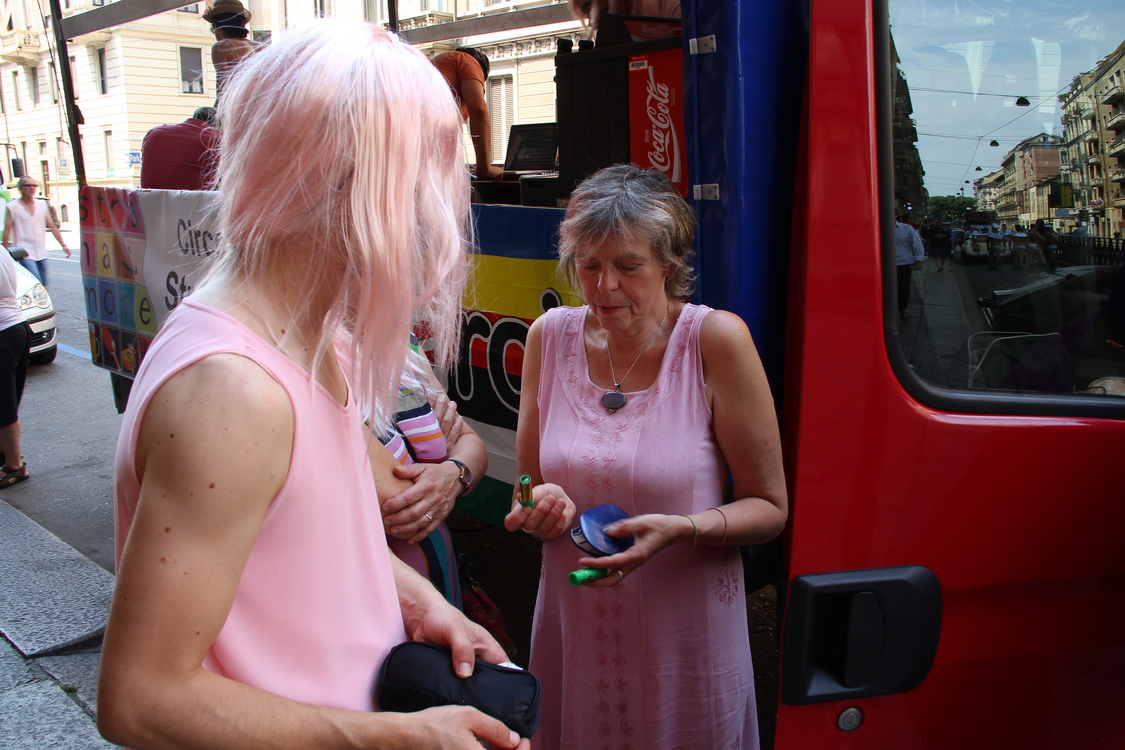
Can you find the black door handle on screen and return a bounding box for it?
[782,566,942,704]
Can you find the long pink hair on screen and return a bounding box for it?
[211,19,468,430]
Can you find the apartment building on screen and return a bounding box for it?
[1094,41,1124,236]
[0,0,579,223]
[1059,38,1125,237]
[990,133,1062,228]
[0,0,229,221]
[973,169,1003,214]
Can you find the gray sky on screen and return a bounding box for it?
[891,0,1125,197]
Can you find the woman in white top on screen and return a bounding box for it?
[0,248,30,486]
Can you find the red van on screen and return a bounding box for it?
[79,0,1125,746]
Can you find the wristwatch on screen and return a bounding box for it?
[443,458,472,496]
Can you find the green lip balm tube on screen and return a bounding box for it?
[569,568,610,586]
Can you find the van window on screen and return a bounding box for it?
[886,0,1125,403]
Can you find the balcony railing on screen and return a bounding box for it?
[0,31,40,65]
[1108,110,1125,131]
[1111,167,1125,183]
[1101,84,1124,106]
[397,11,455,30]
[1056,235,1124,267]
[1109,137,1125,158]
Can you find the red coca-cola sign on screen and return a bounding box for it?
[628,48,688,197]
[621,19,682,41]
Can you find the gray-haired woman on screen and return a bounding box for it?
[505,164,788,749]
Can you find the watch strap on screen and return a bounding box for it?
[443,458,471,496]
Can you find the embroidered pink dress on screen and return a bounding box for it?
[530,304,758,750]
[115,299,406,711]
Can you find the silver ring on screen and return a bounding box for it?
[424,513,434,522]
[617,570,626,581]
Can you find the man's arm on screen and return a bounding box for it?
[98,354,523,750]
[2,211,12,248]
[459,78,503,180]
[46,208,69,257]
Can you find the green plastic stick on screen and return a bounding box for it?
[569,568,610,586]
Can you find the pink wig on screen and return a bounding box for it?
[212,19,468,430]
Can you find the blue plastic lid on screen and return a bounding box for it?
[570,503,634,557]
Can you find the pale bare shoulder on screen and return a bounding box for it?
[699,308,756,357]
[698,308,769,407]
[526,312,548,343]
[136,352,293,493]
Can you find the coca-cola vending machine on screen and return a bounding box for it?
[547,32,685,206]
[628,47,687,197]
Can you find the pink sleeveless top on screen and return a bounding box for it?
[114,299,406,711]
[529,304,758,750]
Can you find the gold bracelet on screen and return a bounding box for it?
[677,514,698,561]
[707,506,729,553]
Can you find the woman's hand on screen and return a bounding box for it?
[404,588,510,674]
[429,390,465,446]
[381,461,462,543]
[405,706,530,750]
[503,482,576,541]
[391,557,531,749]
[575,513,694,588]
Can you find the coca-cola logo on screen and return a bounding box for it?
[645,67,682,184]
[640,23,675,39]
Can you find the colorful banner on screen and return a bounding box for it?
[80,191,577,523]
[80,187,218,378]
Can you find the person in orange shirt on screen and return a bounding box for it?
[569,0,680,33]
[433,48,504,180]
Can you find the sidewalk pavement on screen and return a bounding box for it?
[898,256,985,388]
[0,501,116,749]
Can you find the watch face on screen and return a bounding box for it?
[449,459,471,490]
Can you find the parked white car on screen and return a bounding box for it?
[14,261,58,366]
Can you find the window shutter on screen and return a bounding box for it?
[489,75,514,166]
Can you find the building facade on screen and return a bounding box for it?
[1059,40,1125,238]
[0,0,580,223]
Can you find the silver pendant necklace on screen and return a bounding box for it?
[601,308,668,414]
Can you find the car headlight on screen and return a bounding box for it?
[20,283,51,311]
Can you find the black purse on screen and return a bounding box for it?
[376,641,541,738]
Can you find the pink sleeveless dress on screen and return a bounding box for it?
[530,304,759,750]
[114,298,406,711]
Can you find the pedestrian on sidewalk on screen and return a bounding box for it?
[2,177,71,287]
[927,220,951,272]
[896,215,925,322]
[0,246,30,487]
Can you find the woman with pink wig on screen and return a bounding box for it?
[97,19,529,750]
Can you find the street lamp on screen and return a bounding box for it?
[0,143,24,184]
